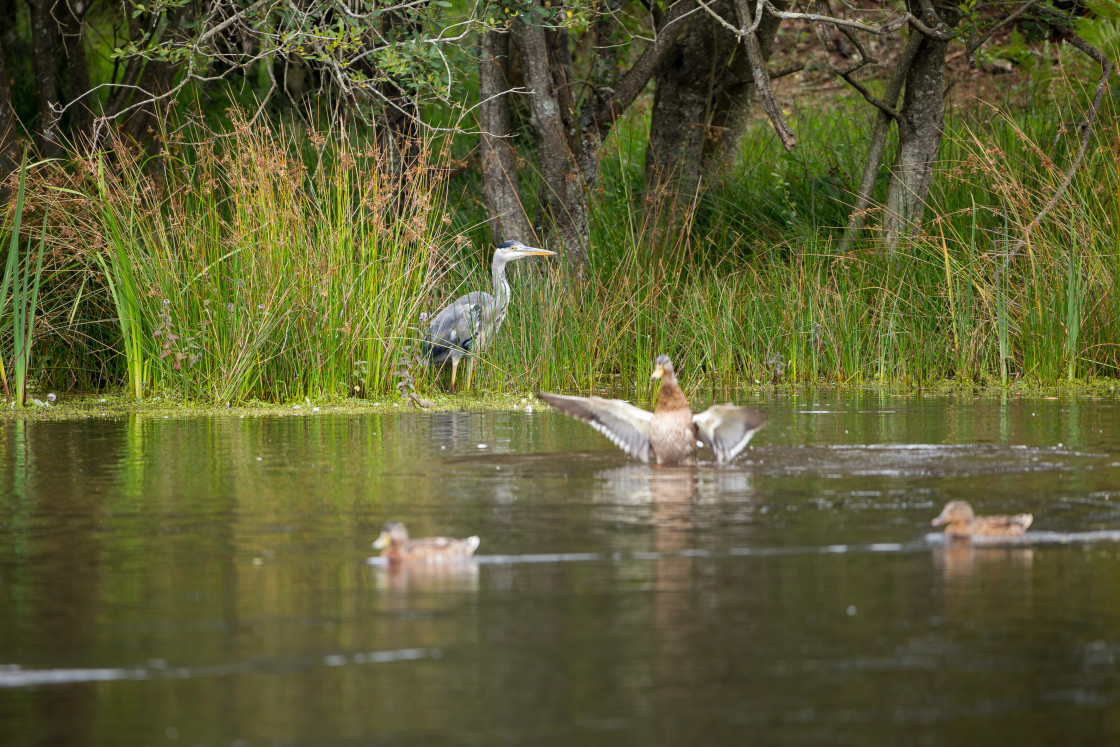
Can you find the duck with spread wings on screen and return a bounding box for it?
[536,355,764,466]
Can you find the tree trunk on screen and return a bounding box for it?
[478,29,535,244]
[883,5,961,251]
[28,0,63,159]
[115,8,194,156]
[381,8,423,180]
[838,30,924,253]
[704,4,785,175]
[0,0,17,62]
[645,0,783,206]
[645,0,735,206]
[578,0,696,189]
[59,0,94,148]
[578,0,623,185]
[515,11,589,265]
[0,30,18,188]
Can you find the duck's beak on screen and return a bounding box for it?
[516,246,556,257]
[372,531,390,550]
[931,512,950,527]
[650,362,665,380]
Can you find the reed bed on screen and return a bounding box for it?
[471,96,1120,394]
[4,119,455,402]
[0,71,1116,403]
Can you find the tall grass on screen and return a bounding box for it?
[10,59,1120,402]
[468,89,1120,396]
[38,119,454,402]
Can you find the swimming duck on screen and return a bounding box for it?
[931,500,1033,539]
[372,521,481,562]
[536,355,765,466]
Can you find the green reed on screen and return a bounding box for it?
[472,93,1120,395]
[66,120,451,402]
[0,157,47,406]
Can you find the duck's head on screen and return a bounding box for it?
[373,520,410,550]
[650,355,675,381]
[931,500,975,527]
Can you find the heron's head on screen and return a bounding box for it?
[931,500,974,527]
[650,355,675,381]
[372,520,409,550]
[493,240,556,266]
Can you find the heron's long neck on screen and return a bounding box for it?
[492,258,512,317]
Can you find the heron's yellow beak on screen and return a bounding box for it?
[372,531,390,550]
[650,362,665,380]
[518,247,556,257]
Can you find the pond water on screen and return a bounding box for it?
[2,392,1120,745]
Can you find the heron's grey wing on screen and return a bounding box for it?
[425,292,492,363]
[693,404,765,465]
[536,392,653,463]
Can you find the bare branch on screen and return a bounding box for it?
[761,1,913,37]
[732,0,795,150]
[769,63,805,79]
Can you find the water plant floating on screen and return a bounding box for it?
[372,521,481,562]
[537,355,765,466]
[424,240,556,392]
[931,500,1034,539]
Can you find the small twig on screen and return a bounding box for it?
[839,74,901,120]
[769,63,805,79]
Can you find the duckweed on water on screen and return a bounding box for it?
[3,379,1118,422]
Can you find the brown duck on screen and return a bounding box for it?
[536,355,765,466]
[931,500,1033,539]
[372,521,481,562]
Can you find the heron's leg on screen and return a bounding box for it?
[464,357,475,391]
[450,355,460,394]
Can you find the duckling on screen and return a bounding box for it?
[537,355,765,466]
[931,500,1033,539]
[372,521,481,562]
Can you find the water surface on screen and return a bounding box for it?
[2,392,1120,745]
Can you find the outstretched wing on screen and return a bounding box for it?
[536,392,653,463]
[693,404,765,465]
[424,292,492,363]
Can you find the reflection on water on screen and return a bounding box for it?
[2,392,1120,744]
[372,560,481,595]
[933,541,1036,581]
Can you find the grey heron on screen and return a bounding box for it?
[537,355,765,466]
[424,240,555,392]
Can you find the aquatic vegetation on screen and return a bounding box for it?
[0,158,47,407]
[37,119,454,402]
